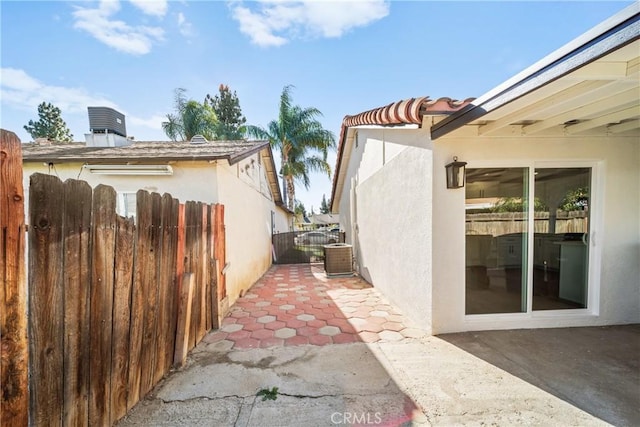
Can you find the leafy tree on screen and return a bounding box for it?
[246,85,336,211]
[205,84,247,140]
[23,102,74,142]
[491,197,547,213]
[319,194,330,214]
[294,200,308,217]
[162,88,218,141]
[559,187,589,211]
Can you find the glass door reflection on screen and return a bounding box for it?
[533,168,590,310]
[465,168,528,314]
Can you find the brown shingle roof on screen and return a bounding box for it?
[21,140,269,165]
[330,97,474,211]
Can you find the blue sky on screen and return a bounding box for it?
[1,0,633,211]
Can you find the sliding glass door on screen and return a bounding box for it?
[465,166,591,315]
[532,168,590,310]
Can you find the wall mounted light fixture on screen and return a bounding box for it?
[445,156,467,189]
[83,164,173,176]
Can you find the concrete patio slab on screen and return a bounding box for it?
[117,265,638,426]
[439,325,640,427]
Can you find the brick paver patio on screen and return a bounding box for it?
[202,264,426,349]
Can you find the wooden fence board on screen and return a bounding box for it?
[110,216,135,422]
[198,203,208,341]
[164,197,180,373]
[185,202,198,350]
[0,129,28,426]
[153,194,174,384]
[154,194,178,382]
[173,204,186,367]
[127,190,149,408]
[214,204,226,302]
[88,185,117,427]
[174,273,194,367]
[205,205,217,330]
[62,179,92,427]
[139,193,161,397]
[28,173,65,427]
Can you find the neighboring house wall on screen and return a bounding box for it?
[22,161,219,215]
[432,134,640,334]
[215,155,283,303]
[338,128,434,333]
[273,206,293,234]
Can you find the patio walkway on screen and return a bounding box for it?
[202,264,427,350]
[118,264,627,426]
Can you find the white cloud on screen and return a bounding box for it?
[230,0,390,47]
[129,0,168,17]
[128,113,166,131]
[0,68,162,134]
[0,68,116,113]
[72,0,165,55]
[177,12,194,37]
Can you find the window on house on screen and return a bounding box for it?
[117,192,137,219]
[465,166,592,315]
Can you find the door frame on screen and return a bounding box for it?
[463,159,604,324]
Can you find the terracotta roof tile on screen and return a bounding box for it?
[342,97,474,127]
[331,96,474,211]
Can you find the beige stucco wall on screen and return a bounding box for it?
[432,134,640,334]
[338,128,434,333]
[22,150,286,309]
[215,157,283,304]
[22,160,219,211]
[336,127,639,335]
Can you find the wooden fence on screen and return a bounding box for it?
[27,172,225,426]
[1,126,226,427]
[1,130,29,426]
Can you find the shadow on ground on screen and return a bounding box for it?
[439,324,640,427]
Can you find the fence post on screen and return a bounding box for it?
[0,129,28,426]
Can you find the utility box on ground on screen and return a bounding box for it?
[324,243,353,276]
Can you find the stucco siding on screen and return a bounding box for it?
[338,128,434,332]
[22,161,219,216]
[432,135,640,333]
[273,206,293,234]
[215,158,276,305]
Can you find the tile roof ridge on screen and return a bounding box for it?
[342,96,475,128]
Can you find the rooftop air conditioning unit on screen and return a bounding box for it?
[88,107,127,137]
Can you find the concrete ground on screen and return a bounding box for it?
[440,325,640,427]
[117,265,639,426]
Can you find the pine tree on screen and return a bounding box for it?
[294,200,308,217]
[319,194,330,214]
[205,84,247,140]
[23,102,74,142]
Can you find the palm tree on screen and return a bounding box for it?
[247,85,335,211]
[162,88,218,141]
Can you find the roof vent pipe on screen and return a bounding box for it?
[190,135,208,144]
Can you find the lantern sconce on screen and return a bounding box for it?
[445,156,467,189]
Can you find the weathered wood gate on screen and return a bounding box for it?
[0,129,227,426]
